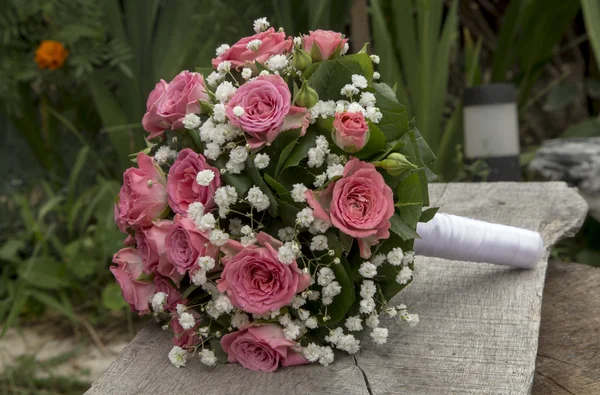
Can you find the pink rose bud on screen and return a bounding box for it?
[166,148,221,215]
[217,232,310,314]
[221,324,309,371]
[114,153,167,232]
[305,158,395,259]
[226,74,309,148]
[142,71,209,139]
[211,27,293,70]
[110,248,155,315]
[302,30,348,61]
[332,111,370,152]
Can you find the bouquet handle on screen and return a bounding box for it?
[414,214,544,269]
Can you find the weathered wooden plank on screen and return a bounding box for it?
[532,260,600,395]
[86,182,587,395]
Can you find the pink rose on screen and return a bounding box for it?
[165,214,219,274]
[226,74,309,148]
[221,324,308,371]
[302,30,348,61]
[167,148,221,214]
[211,28,293,70]
[306,158,394,259]
[114,153,167,232]
[142,71,209,139]
[154,275,183,311]
[217,233,310,314]
[110,248,155,314]
[332,111,370,152]
[135,220,183,284]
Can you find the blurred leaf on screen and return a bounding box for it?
[389,214,420,241]
[0,239,25,264]
[102,283,128,312]
[18,258,69,290]
[560,119,600,138]
[583,0,600,72]
[585,78,600,100]
[27,289,79,322]
[543,82,579,111]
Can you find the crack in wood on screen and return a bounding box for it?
[353,355,373,395]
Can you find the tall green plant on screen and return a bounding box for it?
[270,0,352,35]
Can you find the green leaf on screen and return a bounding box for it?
[214,157,253,197]
[0,239,25,264]
[275,198,299,227]
[18,258,69,290]
[419,207,439,223]
[264,174,294,205]
[262,128,302,177]
[583,0,600,74]
[585,78,600,100]
[28,289,80,322]
[353,121,386,160]
[372,82,398,102]
[561,119,600,138]
[543,82,579,111]
[306,54,373,101]
[321,234,355,325]
[395,173,424,207]
[101,283,128,312]
[246,157,279,217]
[281,127,319,174]
[389,214,420,241]
[372,87,410,141]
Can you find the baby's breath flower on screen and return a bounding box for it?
[341,84,359,97]
[199,349,218,366]
[241,68,253,80]
[246,39,262,51]
[291,183,308,203]
[195,169,215,186]
[253,17,270,33]
[233,106,245,117]
[370,327,388,344]
[182,113,201,129]
[373,71,381,80]
[247,186,270,211]
[154,146,177,165]
[253,153,270,169]
[370,54,380,64]
[351,74,368,89]
[168,346,188,368]
[217,61,231,74]
[215,43,230,57]
[296,207,314,227]
[358,261,377,278]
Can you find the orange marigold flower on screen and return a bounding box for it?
[35,40,68,70]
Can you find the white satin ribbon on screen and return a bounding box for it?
[414,213,544,269]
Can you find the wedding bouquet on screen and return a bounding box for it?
[111,18,437,372]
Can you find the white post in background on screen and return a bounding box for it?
[463,84,521,181]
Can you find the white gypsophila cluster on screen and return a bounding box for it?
[228,218,243,236]
[154,146,177,165]
[209,229,230,246]
[207,71,225,87]
[198,326,210,338]
[213,103,226,123]
[214,294,234,315]
[346,102,366,115]
[277,241,299,265]
[226,146,248,174]
[199,349,218,366]
[293,36,302,47]
[233,106,245,117]
[176,303,186,314]
[253,17,270,33]
[351,74,368,89]
[215,81,237,103]
[317,267,335,286]
[246,39,262,51]
[305,316,318,329]
[327,153,345,166]
[259,70,270,76]
[283,321,301,340]
[387,247,404,266]
[373,71,381,80]
[385,307,397,317]
[303,343,335,366]
[191,268,207,285]
[217,60,231,74]
[241,67,253,80]
[360,280,376,299]
[187,202,205,227]
[358,261,377,278]
[396,266,413,285]
[215,43,230,57]
[277,226,295,241]
[371,253,386,266]
[335,100,349,113]
[402,313,420,327]
[370,54,380,64]
[341,42,349,55]
[345,316,363,331]
[308,100,336,123]
[196,212,216,231]
[182,113,201,129]
[326,163,344,180]
[370,327,388,344]
[326,328,360,354]
[291,183,308,203]
[151,292,167,313]
[231,311,250,328]
[359,92,377,108]
[253,153,270,169]
[266,54,289,71]
[366,313,380,328]
[290,295,306,309]
[366,106,383,123]
[240,225,257,246]
[340,84,359,98]
[310,235,328,251]
[296,207,314,227]
[195,169,215,186]
[309,218,331,235]
[307,135,330,168]
[178,312,196,330]
[322,281,341,305]
[359,297,376,314]
[297,309,310,321]
[313,173,327,188]
[246,186,270,211]
[168,346,188,368]
[204,143,221,160]
[198,256,216,271]
[214,185,238,218]
[403,251,415,265]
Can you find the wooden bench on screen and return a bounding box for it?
[86,182,588,395]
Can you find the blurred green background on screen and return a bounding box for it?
[2,0,600,392]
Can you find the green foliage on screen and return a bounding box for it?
[269,0,352,35]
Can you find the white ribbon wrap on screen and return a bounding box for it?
[414,213,544,269]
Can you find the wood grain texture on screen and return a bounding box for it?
[86,182,588,395]
[532,260,600,395]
